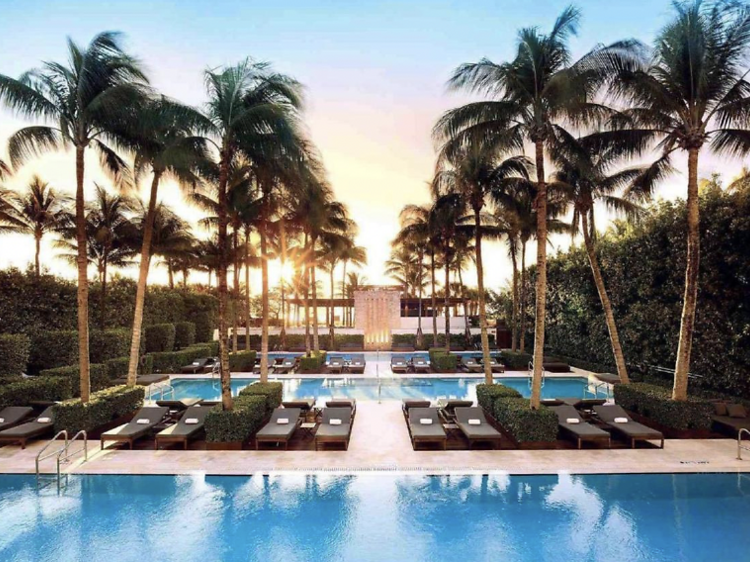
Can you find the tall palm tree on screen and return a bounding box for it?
[338,243,366,327]
[435,6,605,407]
[0,32,149,402]
[11,176,70,275]
[594,0,750,399]
[343,271,368,327]
[0,163,24,234]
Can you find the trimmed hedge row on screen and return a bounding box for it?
[299,351,327,372]
[150,345,213,374]
[613,382,713,431]
[493,398,558,443]
[0,334,30,376]
[174,321,196,349]
[241,382,283,412]
[28,329,133,373]
[204,395,266,442]
[53,385,145,434]
[0,376,72,410]
[476,383,522,412]
[429,348,458,372]
[501,350,532,370]
[229,351,256,372]
[391,332,496,351]
[39,364,111,395]
[145,323,176,353]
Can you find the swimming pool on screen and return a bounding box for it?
[2,473,749,561]
[169,376,607,402]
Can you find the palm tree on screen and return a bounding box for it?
[435,6,604,407]
[344,271,368,327]
[0,32,149,402]
[11,176,70,275]
[338,243,366,327]
[0,163,24,234]
[594,0,750,399]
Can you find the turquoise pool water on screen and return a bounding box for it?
[1,473,749,561]
[170,376,606,402]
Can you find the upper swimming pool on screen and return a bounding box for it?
[169,376,607,402]
[1,472,749,562]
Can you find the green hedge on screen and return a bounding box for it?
[174,321,196,349]
[239,382,282,412]
[0,376,72,410]
[39,363,111,395]
[192,311,215,343]
[90,329,131,364]
[613,382,713,431]
[28,329,133,374]
[391,333,496,351]
[501,350,532,370]
[149,345,213,374]
[204,395,267,442]
[53,385,145,434]
[476,383,522,412]
[0,334,30,376]
[299,351,327,372]
[229,351,256,372]
[493,398,558,443]
[429,348,458,372]
[144,323,176,353]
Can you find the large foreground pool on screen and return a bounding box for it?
[1,473,748,561]
[170,376,606,402]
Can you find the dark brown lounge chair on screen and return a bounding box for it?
[328,358,344,374]
[256,407,302,450]
[594,405,664,448]
[315,407,353,450]
[551,405,611,449]
[402,399,431,416]
[454,407,503,449]
[100,406,169,450]
[391,356,409,373]
[180,357,216,374]
[0,407,56,449]
[155,405,212,449]
[484,357,505,373]
[274,358,296,374]
[407,407,447,450]
[413,357,431,373]
[348,355,366,374]
[0,407,35,432]
[156,398,203,413]
[461,357,483,373]
[282,399,316,415]
[114,373,170,386]
[711,402,750,435]
[326,399,356,418]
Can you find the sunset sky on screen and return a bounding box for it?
[0,0,745,292]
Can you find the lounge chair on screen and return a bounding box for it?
[155,405,212,449]
[256,407,302,450]
[413,357,431,373]
[551,405,611,449]
[0,407,35,432]
[315,407,353,451]
[326,399,356,418]
[594,405,664,448]
[391,356,409,374]
[454,407,503,449]
[711,402,750,435]
[483,357,505,373]
[402,399,431,417]
[282,399,316,416]
[100,406,169,450]
[348,355,366,374]
[156,398,203,414]
[437,399,474,421]
[407,407,447,450]
[180,357,216,374]
[274,357,296,374]
[0,407,56,449]
[114,373,170,386]
[543,361,570,373]
[461,356,483,373]
[328,357,344,374]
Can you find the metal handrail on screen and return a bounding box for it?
[147,380,175,401]
[738,428,750,460]
[35,430,68,480]
[528,361,545,389]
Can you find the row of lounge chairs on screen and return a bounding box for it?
[552,403,664,449]
[256,399,356,450]
[0,407,56,449]
[326,356,366,374]
[403,399,504,450]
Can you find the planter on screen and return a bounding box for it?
[205,441,244,451]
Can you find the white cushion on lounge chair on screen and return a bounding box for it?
[277,418,289,425]
[614,417,629,424]
[0,418,4,423]
[184,418,199,425]
[566,418,580,424]
[37,417,51,423]
[419,418,433,425]
[192,361,201,365]
[330,419,342,426]
[468,419,481,426]
[136,418,150,425]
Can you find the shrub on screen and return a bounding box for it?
[240,382,283,412]
[429,348,457,372]
[476,383,522,412]
[0,376,72,410]
[90,329,131,364]
[299,351,327,372]
[53,385,145,434]
[0,333,30,376]
[140,353,154,375]
[174,321,196,349]
[613,382,713,431]
[28,330,78,373]
[191,311,215,343]
[204,395,266,442]
[501,350,532,370]
[144,323,176,353]
[229,351,256,372]
[39,363,111,395]
[493,398,558,443]
[149,345,212,374]
[105,357,129,379]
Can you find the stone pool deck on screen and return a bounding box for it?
[1,401,748,476]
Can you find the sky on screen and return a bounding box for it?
[0,0,745,292]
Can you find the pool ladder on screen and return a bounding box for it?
[147,380,175,401]
[35,430,88,490]
[585,381,611,399]
[527,361,546,389]
[737,428,750,460]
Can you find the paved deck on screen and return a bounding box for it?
[1,401,747,476]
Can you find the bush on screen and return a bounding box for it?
[240,382,283,412]
[90,329,131,364]
[149,345,213,374]
[0,376,72,410]
[476,383,522,412]
[140,353,154,375]
[53,385,145,434]
[614,382,713,431]
[204,395,266,442]
[28,330,78,373]
[229,351,256,372]
[174,321,196,349]
[0,334,30,376]
[429,348,457,372]
[39,363,111,395]
[493,397,558,443]
[144,323,176,353]
[105,357,129,379]
[192,311,215,343]
[501,350,532,370]
[299,351,327,372]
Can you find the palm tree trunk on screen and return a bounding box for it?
[329,267,336,348]
[167,261,174,289]
[444,252,451,352]
[75,146,91,403]
[100,256,108,329]
[430,250,438,347]
[311,259,320,352]
[341,261,348,327]
[416,250,424,349]
[581,211,629,384]
[216,155,233,411]
[126,172,161,385]
[673,147,701,401]
[474,207,492,384]
[520,240,527,353]
[510,238,519,353]
[304,264,311,354]
[530,140,547,410]
[280,262,287,349]
[34,232,41,277]
[232,228,239,353]
[259,219,270,383]
[245,231,251,353]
